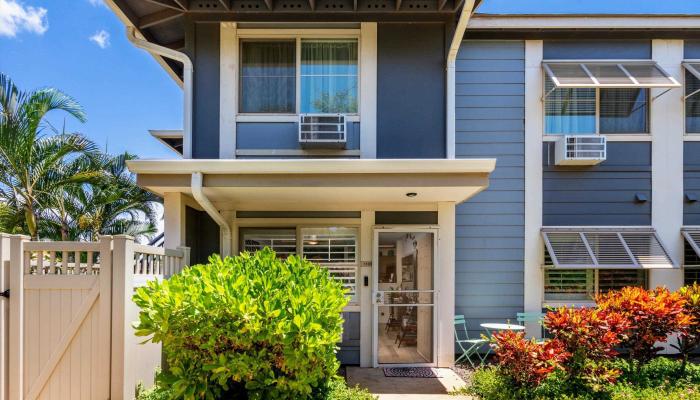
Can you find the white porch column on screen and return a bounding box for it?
[437,202,456,367]
[163,192,187,248]
[523,40,545,338]
[650,40,684,291]
[359,210,374,367]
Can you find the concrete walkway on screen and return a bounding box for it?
[346,367,474,400]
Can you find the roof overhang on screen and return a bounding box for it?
[469,15,700,30]
[149,130,184,156]
[127,158,496,209]
[105,0,483,84]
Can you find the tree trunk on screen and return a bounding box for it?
[25,206,37,240]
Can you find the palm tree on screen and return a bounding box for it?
[65,153,160,242]
[0,73,97,239]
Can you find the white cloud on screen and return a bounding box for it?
[87,0,105,7]
[0,0,48,38]
[89,29,110,49]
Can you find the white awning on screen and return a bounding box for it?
[543,61,681,89]
[542,227,677,269]
[682,228,700,258]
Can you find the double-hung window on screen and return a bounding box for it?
[543,61,680,135]
[240,37,359,115]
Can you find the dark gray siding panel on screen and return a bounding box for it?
[543,40,651,60]
[338,312,360,365]
[686,41,700,59]
[377,23,445,158]
[543,142,652,226]
[685,142,700,225]
[185,206,221,265]
[455,40,525,338]
[236,122,360,151]
[192,23,220,159]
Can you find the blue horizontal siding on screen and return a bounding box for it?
[543,142,652,226]
[236,121,360,152]
[455,40,525,339]
[339,312,360,365]
[543,40,651,60]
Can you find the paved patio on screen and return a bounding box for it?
[346,367,474,400]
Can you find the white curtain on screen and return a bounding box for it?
[239,41,296,113]
[301,40,358,113]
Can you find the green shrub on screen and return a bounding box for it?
[133,249,349,400]
[311,378,376,400]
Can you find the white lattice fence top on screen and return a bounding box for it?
[23,241,104,275]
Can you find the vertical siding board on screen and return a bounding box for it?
[455,40,526,337]
[543,142,652,226]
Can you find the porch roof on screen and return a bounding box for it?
[127,158,496,208]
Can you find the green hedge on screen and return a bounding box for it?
[132,249,349,399]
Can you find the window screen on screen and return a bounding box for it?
[687,70,700,133]
[300,40,358,113]
[544,76,596,134]
[599,89,649,133]
[598,269,647,293]
[544,269,594,301]
[240,40,296,113]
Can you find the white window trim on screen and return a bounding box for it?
[542,70,652,138]
[683,59,700,137]
[237,29,361,119]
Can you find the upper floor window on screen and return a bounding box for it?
[240,38,358,115]
[543,61,679,135]
[544,77,649,134]
[685,65,700,133]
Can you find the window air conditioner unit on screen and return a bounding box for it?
[299,114,346,148]
[554,135,606,166]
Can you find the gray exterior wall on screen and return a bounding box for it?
[543,142,652,226]
[377,23,446,158]
[454,40,525,338]
[339,312,361,365]
[188,22,221,159]
[543,40,651,59]
[236,122,360,154]
[685,40,700,59]
[185,206,221,265]
[685,142,700,225]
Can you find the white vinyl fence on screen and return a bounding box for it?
[0,235,189,400]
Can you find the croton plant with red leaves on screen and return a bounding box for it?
[596,286,692,367]
[492,330,570,388]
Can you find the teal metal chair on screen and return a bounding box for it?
[454,314,489,368]
[516,312,546,343]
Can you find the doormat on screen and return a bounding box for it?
[383,367,443,378]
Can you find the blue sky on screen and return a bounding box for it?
[1,0,699,160]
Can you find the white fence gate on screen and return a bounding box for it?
[0,235,189,400]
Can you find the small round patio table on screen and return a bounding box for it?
[479,323,527,358]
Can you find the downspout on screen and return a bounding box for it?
[446,0,476,159]
[127,26,194,159]
[191,172,232,256]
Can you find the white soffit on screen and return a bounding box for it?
[543,61,681,88]
[542,227,677,269]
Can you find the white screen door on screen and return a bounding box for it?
[372,227,438,367]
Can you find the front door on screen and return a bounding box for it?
[372,227,437,367]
